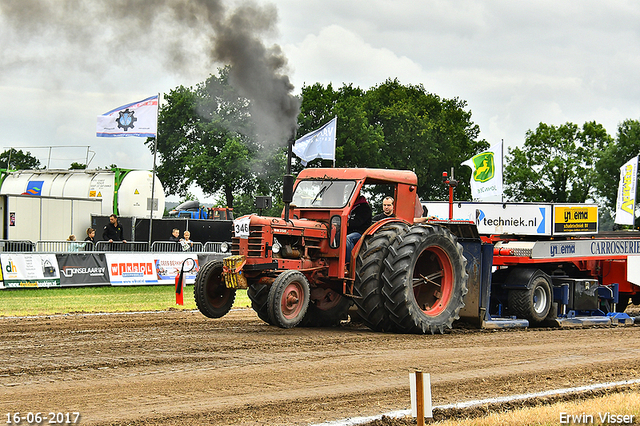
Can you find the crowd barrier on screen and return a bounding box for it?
[0,239,230,289]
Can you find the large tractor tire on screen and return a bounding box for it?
[194,260,236,318]
[353,222,409,331]
[507,272,552,324]
[247,283,272,324]
[381,225,468,334]
[301,287,351,327]
[267,270,310,329]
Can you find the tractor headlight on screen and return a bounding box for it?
[272,238,281,254]
[220,242,230,253]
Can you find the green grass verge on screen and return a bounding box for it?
[0,285,251,317]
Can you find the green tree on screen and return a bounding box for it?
[595,119,640,210]
[296,79,485,201]
[504,122,612,203]
[0,149,41,170]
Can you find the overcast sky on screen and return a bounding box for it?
[1,0,639,201]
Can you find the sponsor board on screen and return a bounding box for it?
[105,253,199,285]
[532,239,640,259]
[553,205,598,234]
[423,202,552,236]
[0,253,61,288]
[155,255,199,283]
[56,253,110,286]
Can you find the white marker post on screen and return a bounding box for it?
[410,371,432,425]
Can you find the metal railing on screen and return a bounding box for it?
[94,241,150,251]
[0,240,35,252]
[150,241,205,252]
[36,240,95,252]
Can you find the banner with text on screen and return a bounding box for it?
[0,253,61,288]
[56,253,110,286]
[615,155,638,225]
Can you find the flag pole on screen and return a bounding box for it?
[501,138,504,203]
[148,93,160,248]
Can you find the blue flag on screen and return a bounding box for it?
[292,117,337,166]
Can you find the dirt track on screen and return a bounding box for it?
[1,308,639,426]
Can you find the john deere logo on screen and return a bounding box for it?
[470,152,495,183]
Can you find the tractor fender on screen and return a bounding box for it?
[501,267,550,291]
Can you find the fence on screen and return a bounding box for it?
[36,240,95,252]
[150,241,205,253]
[0,240,36,252]
[0,239,229,254]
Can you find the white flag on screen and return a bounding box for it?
[615,155,638,225]
[462,142,503,201]
[97,95,158,138]
[292,117,337,166]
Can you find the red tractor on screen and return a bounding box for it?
[194,168,471,333]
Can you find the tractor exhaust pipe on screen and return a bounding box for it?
[284,132,295,222]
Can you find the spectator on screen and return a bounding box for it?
[102,214,126,251]
[169,228,181,251]
[67,234,83,252]
[180,231,194,251]
[84,228,96,250]
[372,196,395,221]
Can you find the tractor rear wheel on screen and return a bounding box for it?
[247,283,272,324]
[507,273,552,324]
[301,288,351,327]
[267,270,310,329]
[353,222,409,331]
[382,225,468,334]
[194,260,236,318]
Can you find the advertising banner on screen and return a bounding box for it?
[615,155,638,225]
[553,205,598,234]
[0,253,61,288]
[56,253,110,286]
[105,253,199,285]
[155,254,199,284]
[423,202,552,236]
[105,253,156,285]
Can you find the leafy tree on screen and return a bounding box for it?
[296,79,486,201]
[504,122,612,203]
[595,119,640,210]
[0,149,41,170]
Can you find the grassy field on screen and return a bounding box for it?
[0,285,251,317]
[432,390,640,426]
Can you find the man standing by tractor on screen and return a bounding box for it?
[346,194,372,263]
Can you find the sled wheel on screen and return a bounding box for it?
[508,273,552,324]
[382,225,468,334]
[194,260,236,318]
[353,222,409,331]
[267,270,310,329]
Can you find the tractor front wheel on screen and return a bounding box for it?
[194,260,236,318]
[267,271,310,329]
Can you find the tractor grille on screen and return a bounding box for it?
[232,225,267,257]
